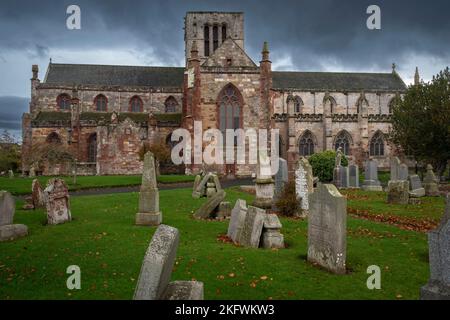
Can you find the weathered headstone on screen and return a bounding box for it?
[295,157,314,215]
[0,191,28,242]
[308,184,347,274]
[420,194,450,300]
[32,179,45,209]
[238,206,266,248]
[193,190,226,219]
[387,180,410,205]
[261,214,284,249]
[192,172,221,199]
[398,164,409,181]
[423,164,439,196]
[253,150,275,209]
[333,165,343,188]
[348,164,360,188]
[390,157,401,181]
[408,175,425,198]
[136,152,162,226]
[134,225,204,300]
[8,170,14,179]
[216,201,231,219]
[340,166,349,189]
[227,199,248,243]
[362,160,382,191]
[44,179,71,225]
[274,158,288,198]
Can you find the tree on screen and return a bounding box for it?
[0,130,21,172]
[390,67,450,176]
[308,150,348,182]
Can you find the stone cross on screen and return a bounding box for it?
[295,157,313,215]
[44,179,72,225]
[420,194,450,300]
[362,160,382,191]
[308,184,347,274]
[134,224,204,300]
[136,152,162,226]
[423,164,439,196]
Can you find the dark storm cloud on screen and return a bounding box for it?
[0,96,28,131]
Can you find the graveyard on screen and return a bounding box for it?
[0,178,446,300]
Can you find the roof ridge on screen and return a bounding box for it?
[273,70,395,76]
[49,63,184,69]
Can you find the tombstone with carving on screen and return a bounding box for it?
[44,179,72,225]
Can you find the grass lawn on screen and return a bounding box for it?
[1,187,445,300]
[0,175,195,196]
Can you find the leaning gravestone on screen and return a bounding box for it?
[261,214,284,249]
[408,175,425,198]
[238,206,266,248]
[308,184,347,274]
[387,180,410,205]
[32,179,45,209]
[193,190,226,219]
[295,157,314,215]
[0,191,28,242]
[423,165,439,196]
[420,194,450,300]
[134,224,204,300]
[44,179,72,225]
[227,199,248,243]
[136,152,162,226]
[362,160,382,191]
[348,164,360,188]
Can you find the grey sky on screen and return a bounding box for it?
[0,0,449,138]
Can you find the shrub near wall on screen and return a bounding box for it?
[308,150,348,182]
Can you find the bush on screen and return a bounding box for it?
[274,180,300,217]
[308,150,348,182]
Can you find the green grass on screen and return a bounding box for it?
[0,187,439,300]
[0,175,195,196]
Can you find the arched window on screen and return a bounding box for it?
[88,133,97,163]
[129,96,143,112]
[299,131,315,156]
[95,94,108,112]
[46,132,62,144]
[294,96,303,113]
[213,25,219,51]
[164,96,178,113]
[388,97,400,114]
[57,94,71,111]
[334,131,352,155]
[204,25,210,57]
[370,132,385,156]
[222,25,227,43]
[218,84,242,143]
[324,95,336,115]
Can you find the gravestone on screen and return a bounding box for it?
[216,201,231,219]
[238,206,266,248]
[8,170,14,179]
[398,164,409,181]
[227,199,248,243]
[295,157,314,215]
[423,164,439,196]
[390,157,401,181]
[420,194,450,300]
[44,179,71,225]
[362,160,382,191]
[134,224,204,300]
[192,172,221,199]
[136,152,162,226]
[32,179,45,209]
[408,175,425,198]
[308,184,347,274]
[333,165,343,188]
[348,164,360,188]
[29,166,36,178]
[261,214,284,249]
[0,191,28,242]
[340,166,349,189]
[253,150,275,209]
[274,158,288,199]
[193,190,226,219]
[387,180,410,205]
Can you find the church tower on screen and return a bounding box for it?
[184,12,244,65]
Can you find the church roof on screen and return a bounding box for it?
[272,71,407,92]
[43,63,185,88]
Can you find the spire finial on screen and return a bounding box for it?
[414,67,420,86]
[392,63,396,73]
[262,41,269,53]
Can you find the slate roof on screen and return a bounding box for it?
[43,63,407,92]
[44,63,185,88]
[272,71,407,92]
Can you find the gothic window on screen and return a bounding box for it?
[164,96,178,113]
[324,96,336,115]
[334,131,352,155]
[222,25,227,43]
[88,133,97,163]
[129,96,143,112]
[218,84,242,144]
[370,132,385,156]
[213,25,219,51]
[57,94,71,111]
[46,132,62,144]
[299,131,315,156]
[204,25,210,56]
[389,97,400,114]
[95,94,107,112]
[294,96,303,113]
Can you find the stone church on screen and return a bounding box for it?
[22,11,411,177]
